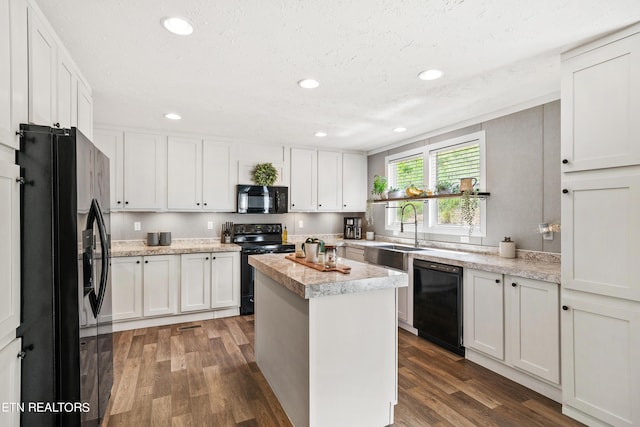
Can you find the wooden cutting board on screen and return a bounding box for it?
[284,254,351,274]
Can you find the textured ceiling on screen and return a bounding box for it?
[37,0,640,152]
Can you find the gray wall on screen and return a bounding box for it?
[367,101,561,253]
[110,211,355,241]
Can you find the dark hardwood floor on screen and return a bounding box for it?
[104,315,583,426]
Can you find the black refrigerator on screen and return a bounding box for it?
[16,124,113,427]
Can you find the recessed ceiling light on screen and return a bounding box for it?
[161,17,194,36]
[315,132,327,137]
[298,79,320,89]
[393,127,407,133]
[164,113,182,120]
[418,69,443,81]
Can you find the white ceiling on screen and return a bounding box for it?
[38,0,640,152]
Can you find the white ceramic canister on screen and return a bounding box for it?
[499,237,516,258]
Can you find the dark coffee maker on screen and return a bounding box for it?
[344,217,362,239]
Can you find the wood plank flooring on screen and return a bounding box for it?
[104,316,583,426]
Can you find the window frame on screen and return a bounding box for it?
[384,131,487,237]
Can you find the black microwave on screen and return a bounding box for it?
[237,185,288,214]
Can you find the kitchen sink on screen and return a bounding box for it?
[364,245,431,271]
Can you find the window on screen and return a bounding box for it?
[385,131,486,237]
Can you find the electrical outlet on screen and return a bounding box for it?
[298,220,304,228]
[460,236,469,243]
[134,222,141,231]
[207,221,213,230]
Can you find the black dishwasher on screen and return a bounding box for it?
[413,259,464,356]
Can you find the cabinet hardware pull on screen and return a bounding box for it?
[117,201,121,204]
[495,279,500,283]
[213,257,216,260]
[17,351,26,359]
[204,202,207,206]
[562,159,569,164]
[197,202,200,206]
[562,189,569,194]
[511,282,517,287]
[319,204,322,207]
[145,260,148,264]
[562,305,569,311]
[53,122,60,128]
[125,201,129,204]
[205,257,209,260]
[136,260,140,264]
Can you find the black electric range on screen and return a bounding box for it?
[233,223,294,314]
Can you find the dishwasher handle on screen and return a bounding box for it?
[413,259,461,274]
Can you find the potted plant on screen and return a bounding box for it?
[252,162,278,186]
[388,187,404,199]
[436,181,453,194]
[371,175,388,200]
[460,189,479,235]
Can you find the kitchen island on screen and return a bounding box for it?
[248,253,408,427]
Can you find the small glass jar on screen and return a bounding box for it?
[324,244,337,268]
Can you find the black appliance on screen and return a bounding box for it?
[16,124,113,427]
[236,185,288,214]
[233,223,294,314]
[413,259,464,356]
[344,217,362,239]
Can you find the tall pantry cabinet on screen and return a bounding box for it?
[560,23,640,427]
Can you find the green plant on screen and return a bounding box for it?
[460,189,479,235]
[371,175,388,198]
[251,163,278,186]
[436,181,452,194]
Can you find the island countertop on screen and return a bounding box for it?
[248,253,407,299]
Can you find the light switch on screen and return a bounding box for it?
[207,221,213,230]
[298,220,304,228]
[134,222,141,231]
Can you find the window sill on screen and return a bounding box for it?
[370,192,490,204]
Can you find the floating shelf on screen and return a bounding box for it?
[370,192,490,204]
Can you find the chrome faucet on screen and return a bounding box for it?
[400,203,419,247]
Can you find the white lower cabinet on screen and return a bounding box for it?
[143,255,178,317]
[344,247,365,263]
[561,295,640,427]
[111,256,143,320]
[181,252,240,312]
[0,338,21,427]
[464,268,561,400]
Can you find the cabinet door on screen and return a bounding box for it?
[345,247,365,263]
[463,269,504,360]
[167,137,202,210]
[123,132,166,210]
[561,32,640,172]
[317,150,342,211]
[93,129,124,210]
[342,153,367,212]
[0,162,20,344]
[76,78,92,140]
[56,50,76,129]
[27,7,56,126]
[290,148,317,211]
[506,276,559,383]
[111,257,143,321]
[211,252,239,309]
[143,255,178,316]
[561,296,640,427]
[203,140,236,211]
[0,0,12,147]
[561,173,640,301]
[180,253,211,312]
[8,0,27,150]
[0,338,21,427]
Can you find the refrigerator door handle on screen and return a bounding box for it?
[86,198,109,318]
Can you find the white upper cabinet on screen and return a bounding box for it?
[8,0,28,150]
[93,129,124,210]
[317,150,342,211]
[76,78,93,140]
[27,6,55,126]
[237,144,288,186]
[56,49,75,129]
[0,0,12,147]
[203,140,235,211]
[123,132,166,210]
[342,152,367,212]
[290,147,318,211]
[168,136,202,210]
[562,30,640,172]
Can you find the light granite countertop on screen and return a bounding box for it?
[338,239,561,284]
[111,238,241,257]
[248,253,408,299]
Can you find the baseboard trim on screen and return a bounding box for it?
[112,307,240,332]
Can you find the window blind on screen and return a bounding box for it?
[388,155,424,189]
[429,143,480,188]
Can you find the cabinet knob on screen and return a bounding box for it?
[343,204,347,207]
[144,260,148,264]
[117,201,121,204]
[197,202,200,206]
[53,122,60,128]
[136,260,140,264]
[292,203,295,207]
[562,189,569,194]
[204,202,207,206]
[125,201,129,205]
[319,204,322,207]
[562,159,569,164]
[213,256,216,260]
[205,257,209,260]
[511,282,517,287]
[562,305,569,311]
